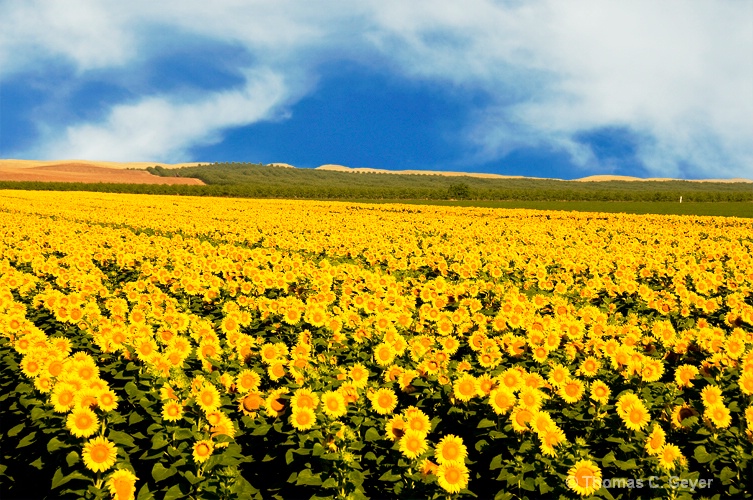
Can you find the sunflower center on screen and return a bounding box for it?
[378,394,393,407]
[442,443,459,460]
[445,468,461,483]
[91,445,109,462]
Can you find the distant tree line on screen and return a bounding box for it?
[1,177,751,203]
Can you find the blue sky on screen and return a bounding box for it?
[1,1,752,180]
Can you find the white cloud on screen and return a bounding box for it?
[39,70,289,162]
[365,0,753,177]
[2,0,751,177]
[0,0,136,73]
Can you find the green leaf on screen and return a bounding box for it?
[151,433,168,450]
[694,445,715,464]
[494,490,513,500]
[252,424,271,436]
[349,470,364,487]
[475,439,488,452]
[615,459,638,471]
[164,484,184,500]
[477,418,496,429]
[30,457,44,470]
[136,481,152,500]
[30,407,46,421]
[47,436,69,453]
[7,423,24,437]
[17,431,37,448]
[66,451,79,467]
[51,468,87,489]
[378,470,402,482]
[296,469,322,486]
[109,430,136,448]
[173,429,193,440]
[232,475,258,496]
[364,427,381,442]
[129,412,144,425]
[521,477,535,491]
[601,452,616,467]
[719,466,735,484]
[152,463,177,482]
[322,478,338,489]
[489,454,503,470]
[124,381,140,397]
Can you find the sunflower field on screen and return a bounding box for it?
[0,190,752,499]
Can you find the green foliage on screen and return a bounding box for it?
[1,161,752,206]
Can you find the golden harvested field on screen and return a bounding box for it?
[1,190,752,499]
[0,161,204,185]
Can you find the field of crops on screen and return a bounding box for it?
[1,190,752,499]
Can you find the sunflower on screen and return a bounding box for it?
[434,434,467,464]
[259,343,279,364]
[209,412,236,438]
[531,345,550,363]
[674,364,699,388]
[290,387,319,411]
[489,388,516,415]
[700,385,724,407]
[75,388,100,409]
[239,391,263,416]
[320,390,347,418]
[268,362,286,381]
[645,425,665,456]
[671,403,698,429]
[162,401,184,422]
[82,436,118,473]
[539,427,565,456]
[290,407,317,431]
[530,411,555,436]
[67,407,99,438]
[236,369,261,392]
[385,415,406,441]
[622,401,651,431]
[349,363,370,388]
[641,359,665,383]
[107,469,138,500]
[738,371,753,396]
[20,356,43,378]
[745,407,753,432]
[404,409,431,435]
[547,363,570,388]
[374,343,396,367]
[705,403,732,428]
[370,388,398,415]
[510,406,533,433]
[192,440,214,463]
[518,387,544,411]
[616,392,640,417]
[657,444,683,470]
[453,374,479,402]
[566,459,602,496]
[589,380,611,405]
[50,383,77,413]
[97,390,118,412]
[399,429,428,460]
[498,368,523,392]
[476,374,495,395]
[436,461,470,494]
[196,384,221,413]
[578,356,601,378]
[559,378,585,404]
[265,388,288,418]
[420,458,439,477]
